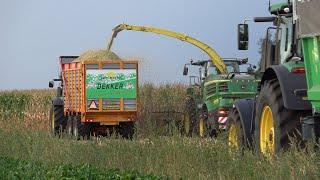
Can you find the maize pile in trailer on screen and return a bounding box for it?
[74,49,120,62]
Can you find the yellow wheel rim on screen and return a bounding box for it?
[199,118,205,137]
[184,114,190,134]
[228,123,238,149]
[260,106,275,155]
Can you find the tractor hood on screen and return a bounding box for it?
[206,74,256,81]
[204,75,259,99]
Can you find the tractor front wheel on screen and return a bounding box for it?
[198,107,208,138]
[49,105,65,136]
[227,108,245,151]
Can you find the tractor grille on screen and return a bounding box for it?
[206,83,216,96]
[218,82,229,92]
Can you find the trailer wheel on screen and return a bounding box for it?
[72,116,91,140]
[50,105,65,136]
[66,115,73,136]
[255,79,309,155]
[120,122,135,139]
[227,108,245,150]
[72,116,79,139]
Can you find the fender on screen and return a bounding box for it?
[52,97,64,106]
[234,98,255,145]
[261,65,312,110]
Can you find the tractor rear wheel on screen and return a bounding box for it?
[50,105,65,136]
[227,108,245,151]
[255,79,309,155]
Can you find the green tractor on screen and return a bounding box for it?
[182,58,260,137]
[228,0,320,154]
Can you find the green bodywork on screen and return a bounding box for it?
[302,37,320,111]
[186,60,259,116]
[203,76,259,113]
[269,2,288,14]
[270,1,320,112]
[268,1,320,113]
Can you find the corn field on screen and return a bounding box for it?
[0,83,187,135]
[1,85,320,179]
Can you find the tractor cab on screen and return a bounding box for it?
[183,58,256,84]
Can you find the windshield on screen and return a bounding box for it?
[280,17,293,63]
[207,61,239,75]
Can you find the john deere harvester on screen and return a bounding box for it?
[228,0,320,155]
[106,24,261,137]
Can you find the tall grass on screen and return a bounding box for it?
[0,127,319,179]
[0,84,187,136]
[1,85,320,179]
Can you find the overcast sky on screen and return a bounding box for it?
[0,0,276,90]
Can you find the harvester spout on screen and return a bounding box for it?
[106,23,228,74]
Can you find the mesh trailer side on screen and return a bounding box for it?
[60,59,83,114]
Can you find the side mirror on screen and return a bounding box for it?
[238,24,249,50]
[183,65,188,76]
[49,81,54,88]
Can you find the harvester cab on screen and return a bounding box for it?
[182,58,260,137]
[228,0,320,154]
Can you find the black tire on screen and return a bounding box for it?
[254,79,310,154]
[227,108,246,150]
[50,105,65,136]
[80,123,92,140]
[73,116,91,140]
[182,97,197,137]
[119,122,135,139]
